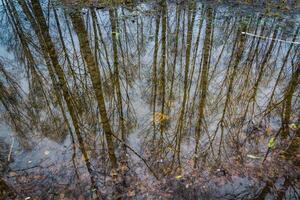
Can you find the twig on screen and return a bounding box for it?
[7,137,14,162]
[110,132,159,180]
[13,165,40,172]
[242,32,300,45]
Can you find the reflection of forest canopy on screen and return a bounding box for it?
[0,0,299,199]
[1,0,299,164]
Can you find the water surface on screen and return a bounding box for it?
[0,0,299,199]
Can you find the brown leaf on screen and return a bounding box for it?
[127,189,135,197]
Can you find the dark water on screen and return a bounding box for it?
[0,0,299,199]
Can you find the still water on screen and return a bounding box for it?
[0,0,299,199]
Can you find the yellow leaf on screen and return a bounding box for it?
[175,175,183,180]
[289,123,297,130]
[166,100,173,108]
[167,147,174,152]
[152,112,169,124]
[268,137,275,149]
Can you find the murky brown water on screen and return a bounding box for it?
[0,0,299,199]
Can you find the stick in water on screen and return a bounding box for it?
[8,138,14,162]
[242,32,300,45]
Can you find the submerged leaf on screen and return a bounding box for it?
[152,112,169,124]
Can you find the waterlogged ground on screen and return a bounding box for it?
[0,0,300,199]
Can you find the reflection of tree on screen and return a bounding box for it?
[0,1,299,196]
[158,0,167,137]
[151,9,160,142]
[69,9,118,168]
[109,8,126,146]
[282,54,300,137]
[0,63,31,148]
[174,0,196,169]
[194,7,213,167]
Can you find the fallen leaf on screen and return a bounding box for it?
[247,154,261,159]
[289,123,297,130]
[166,100,174,108]
[268,137,275,149]
[152,112,169,124]
[110,169,118,177]
[120,164,128,172]
[9,172,17,176]
[59,193,65,200]
[127,190,135,197]
[175,175,183,180]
